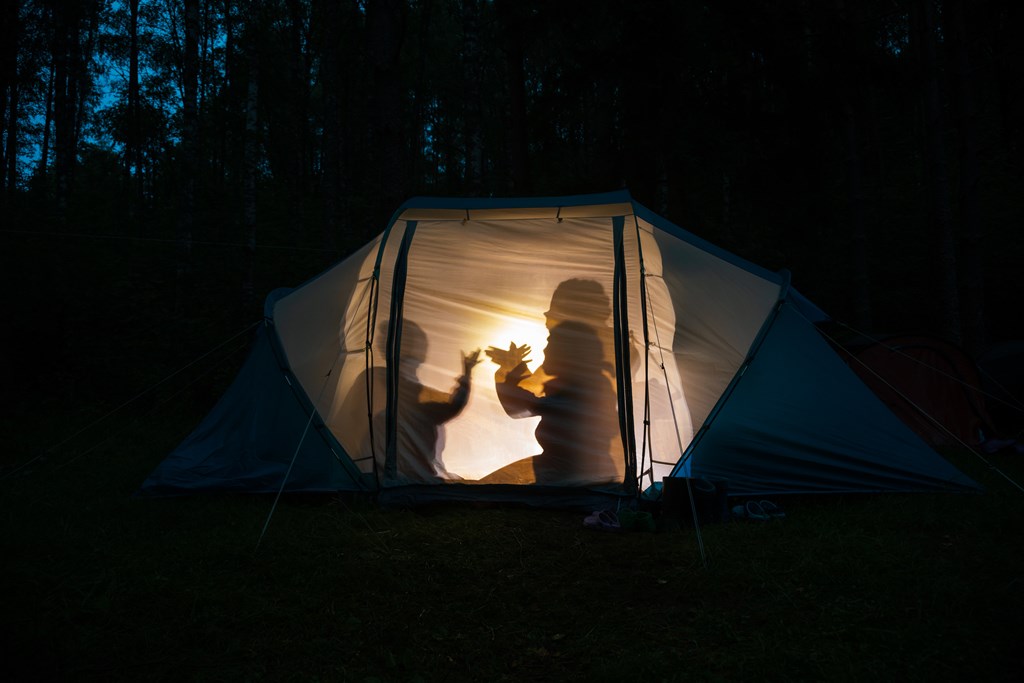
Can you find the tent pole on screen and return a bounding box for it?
[612,215,639,493]
[632,212,709,568]
[383,221,418,479]
[673,288,790,475]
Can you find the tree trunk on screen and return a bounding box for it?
[948,0,985,353]
[721,173,732,243]
[843,96,871,331]
[655,104,670,214]
[505,41,529,193]
[912,0,961,343]
[315,0,355,252]
[5,72,18,198]
[127,0,142,213]
[410,0,433,192]
[590,75,619,193]
[991,1,1023,161]
[832,2,873,332]
[366,0,406,228]
[200,0,213,111]
[49,0,97,210]
[0,0,15,197]
[37,59,54,184]
[285,0,312,241]
[73,4,98,171]
[52,3,76,212]
[461,0,483,193]
[242,19,259,308]
[177,0,199,290]
[220,0,234,196]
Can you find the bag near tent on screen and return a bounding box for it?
[139,191,980,506]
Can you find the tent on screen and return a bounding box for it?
[842,334,998,449]
[139,191,979,506]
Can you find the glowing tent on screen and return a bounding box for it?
[139,191,979,505]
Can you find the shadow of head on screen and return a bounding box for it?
[544,279,610,330]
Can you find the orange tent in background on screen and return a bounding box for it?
[845,335,998,449]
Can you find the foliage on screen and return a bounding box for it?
[2,0,1022,348]
[3,1,1024,668]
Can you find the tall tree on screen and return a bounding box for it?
[496,0,530,193]
[241,2,260,306]
[947,0,985,352]
[44,0,99,210]
[260,0,315,239]
[408,0,433,193]
[126,0,142,209]
[36,57,54,185]
[2,0,20,198]
[911,0,961,343]
[51,1,80,211]
[177,0,200,287]
[313,0,360,250]
[461,0,482,193]
[366,0,406,225]
[0,0,18,198]
[831,1,874,331]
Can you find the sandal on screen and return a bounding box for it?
[583,510,621,532]
[731,501,769,521]
[759,500,786,519]
[744,500,770,521]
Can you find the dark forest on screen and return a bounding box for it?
[2,0,1023,413]
[3,5,1024,679]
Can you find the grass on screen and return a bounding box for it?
[3,410,1024,682]
[3,229,1023,681]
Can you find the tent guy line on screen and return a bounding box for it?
[257,335,349,551]
[814,321,1024,494]
[52,345,253,475]
[832,319,1024,416]
[1,320,260,483]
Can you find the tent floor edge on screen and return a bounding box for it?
[376,483,634,510]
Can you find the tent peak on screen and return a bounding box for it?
[398,190,635,212]
[392,191,636,223]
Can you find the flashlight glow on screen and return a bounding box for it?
[487,318,551,374]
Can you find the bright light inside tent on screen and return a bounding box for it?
[436,314,550,480]
[314,212,698,490]
[486,318,551,375]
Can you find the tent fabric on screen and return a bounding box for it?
[140,325,370,496]
[681,305,980,495]
[846,335,998,448]
[139,191,980,502]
